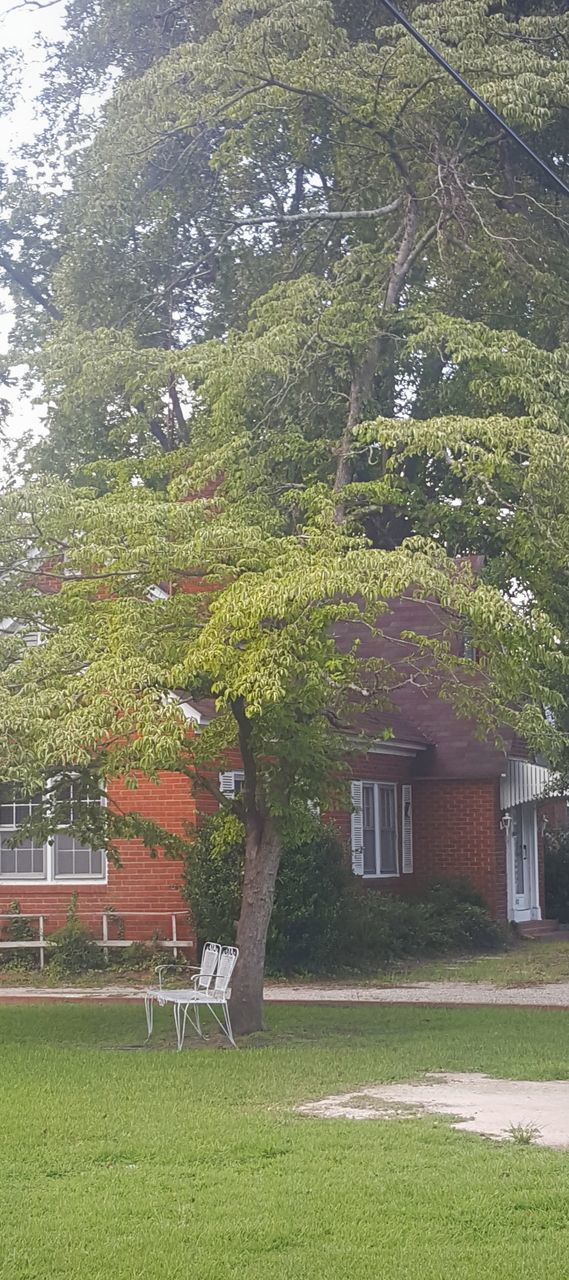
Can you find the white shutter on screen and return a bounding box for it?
[219,772,236,799]
[351,781,364,876]
[401,784,413,874]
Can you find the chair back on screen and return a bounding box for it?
[196,942,221,992]
[212,946,239,998]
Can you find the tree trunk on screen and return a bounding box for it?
[230,810,283,1035]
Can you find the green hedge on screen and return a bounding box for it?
[183,812,349,973]
[545,829,569,923]
[183,815,504,974]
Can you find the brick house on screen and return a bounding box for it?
[0,591,560,954]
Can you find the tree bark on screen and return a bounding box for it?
[228,695,284,1035]
[333,197,438,520]
[231,809,283,1035]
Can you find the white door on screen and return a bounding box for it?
[509,804,538,922]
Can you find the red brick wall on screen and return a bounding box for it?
[327,752,418,894]
[412,778,506,917]
[0,772,196,950]
[327,762,507,917]
[2,758,511,946]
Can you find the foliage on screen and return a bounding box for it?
[183,813,245,947]
[341,879,505,969]
[3,1003,569,1280]
[0,899,37,969]
[48,895,104,975]
[185,814,503,972]
[184,812,348,972]
[0,0,568,1028]
[544,829,569,924]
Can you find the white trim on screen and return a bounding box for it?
[401,784,413,874]
[0,780,108,886]
[368,742,427,758]
[219,771,244,800]
[505,801,541,923]
[500,759,551,809]
[176,699,206,725]
[350,781,364,876]
[356,781,400,879]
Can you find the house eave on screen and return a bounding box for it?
[367,740,428,758]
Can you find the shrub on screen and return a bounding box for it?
[267,823,348,972]
[341,878,504,969]
[183,812,349,973]
[48,894,104,974]
[184,815,503,973]
[544,829,569,922]
[0,900,37,969]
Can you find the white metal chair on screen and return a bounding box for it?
[144,943,239,1050]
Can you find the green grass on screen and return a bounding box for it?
[376,939,569,986]
[5,937,569,992]
[2,1003,569,1278]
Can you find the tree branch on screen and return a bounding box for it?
[0,252,62,321]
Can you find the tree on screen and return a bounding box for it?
[2,1,567,486]
[0,470,563,1031]
[0,0,568,1031]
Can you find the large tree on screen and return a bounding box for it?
[0,0,568,1030]
[0,475,562,1032]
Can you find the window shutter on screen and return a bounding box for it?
[350,781,364,876]
[401,784,413,874]
[219,772,236,799]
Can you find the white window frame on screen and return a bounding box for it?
[360,781,399,879]
[219,771,244,799]
[0,780,108,886]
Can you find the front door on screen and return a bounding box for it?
[509,804,539,922]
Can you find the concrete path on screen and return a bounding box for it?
[265,981,569,1007]
[297,1072,569,1148]
[1,980,569,1005]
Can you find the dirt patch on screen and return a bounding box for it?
[297,1073,569,1148]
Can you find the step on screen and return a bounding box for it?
[517,919,559,936]
[518,924,569,943]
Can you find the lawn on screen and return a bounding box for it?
[378,939,569,986]
[5,937,569,993]
[2,1003,569,1279]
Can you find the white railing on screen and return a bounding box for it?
[0,911,193,969]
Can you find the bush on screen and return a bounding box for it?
[184,815,503,974]
[183,812,349,973]
[0,900,38,969]
[48,895,104,974]
[544,829,569,922]
[341,878,504,969]
[267,824,348,972]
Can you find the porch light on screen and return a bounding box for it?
[500,811,512,834]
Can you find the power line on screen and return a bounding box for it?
[379,0,569,202]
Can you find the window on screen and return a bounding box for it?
[54,836,104,879]
[353,782,399,877]
[0,780,106,883]
[219,771,244,799]
[0,786,46,880]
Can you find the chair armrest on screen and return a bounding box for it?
[155,963,201,991]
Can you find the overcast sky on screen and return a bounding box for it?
[0,0,65,462]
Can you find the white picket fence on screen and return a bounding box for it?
[0,911,193,969]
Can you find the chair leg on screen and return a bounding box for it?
[144,995,154,1039]
[222,1001,237,1048]
[178,1004,190,1051]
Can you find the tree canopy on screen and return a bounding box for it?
[0,0,568,1028]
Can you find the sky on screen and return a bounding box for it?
[0,0,65,461]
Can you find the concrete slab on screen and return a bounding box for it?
[297,1072,569,1148]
